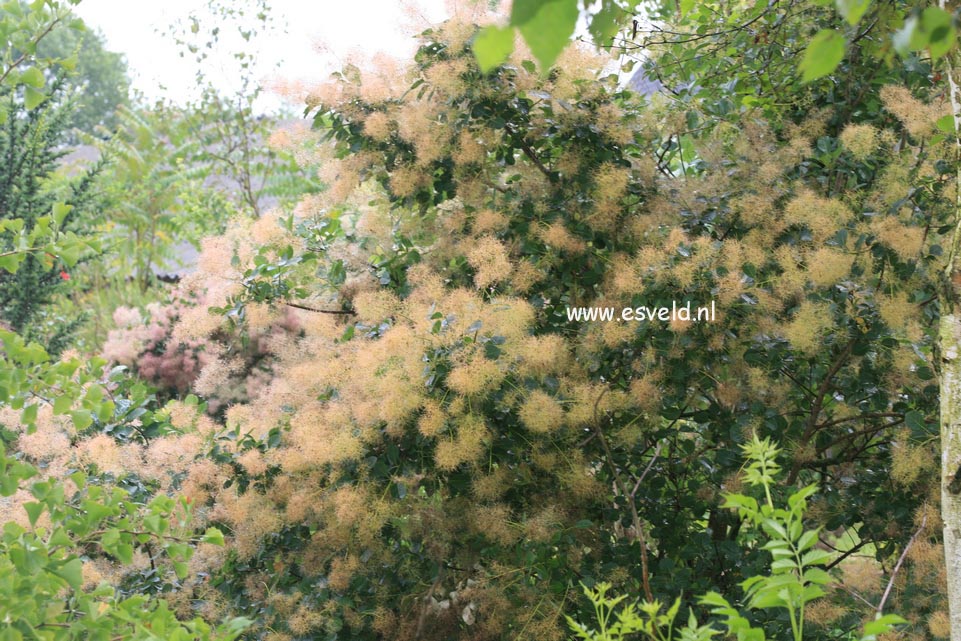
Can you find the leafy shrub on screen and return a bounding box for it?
[0,440,250,640]
[150,9,945,639]
[567,435,906,641]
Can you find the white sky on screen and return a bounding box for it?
[73,0,450,112]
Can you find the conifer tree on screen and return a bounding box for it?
[0,81,101,354]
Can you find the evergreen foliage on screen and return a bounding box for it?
[0,80,101,354]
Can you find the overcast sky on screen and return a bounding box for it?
[73,0,449,112]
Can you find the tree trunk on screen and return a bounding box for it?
[942,314,961,640]
[940,6,961,633]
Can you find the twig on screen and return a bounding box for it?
[631,442,662,498]
[415,571,444,637]
[591,388,653,601]
[823,538,871,570]
[815,412,903,431]
[503,123,555,183]
[834,581,878,610]
[284,301,355,315]
[787,338,855,484]
[877,514,927,616]
[0,15,63,87]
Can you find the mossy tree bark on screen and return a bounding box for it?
[942,314,961,640]
[941,27,961,640]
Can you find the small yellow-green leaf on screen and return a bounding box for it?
[835,0,870,26]
[938,114,957,133]
[201,527,225,546]
[96,400,115,422]
[799,29,845,82]
[115,542,134,565]
[59,54,78,72]
[21,403,37,425]
[52,394,72,415]
[70,410,93,430]
[922,6,955,59]
[173,560,189,579]
[53,557,83,589]
[52,202,72,227]
[474,25,514,73]
[23,501,43,526]
[512,0,579,71]
[0,252,23,274]
[20,66,44,88]
[24,86,45,110]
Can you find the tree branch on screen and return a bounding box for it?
[591,388,653,601]
[877,515,927,616]
[503,123,555,183]
[285,301,355,315]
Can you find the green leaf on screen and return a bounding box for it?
[49,527,72,548]
[24,85,45,110]
[587,4,623,43]
[0,252,24,274]
[53,557,83,589]
[143,513,165,535]
[862,614,907,639]
[937,114,956,134]
[101,527,120,545]
[721,493,758,513]
[53,394,72,415]
[770,558,797,571]
[801,584,827,602]
[20,403,37,425]
[787,484,819,510]
[59,54,78,72]
[698,591,731,607]
[20,66,44,89]
[96,400,115,422]
[52,202,72,227]
[511,0,579,71]
[922,7,955,59]
[799,30,845,82]
[58,240,82,267]
[69,471,86,490]
[835,0,870,25]
[173,560,189,579]
[796,528,820,551]
[201,527,226,546]
[114,542,134,565]
[70,410,93,430]
[761,517,788,539]
[473,25,515,73]
[0,219,24,234]
[802,567,832,585]
[801,548,833,567]
[84,384,104,405]
[23,501,43,526]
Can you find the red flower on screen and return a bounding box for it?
[60,270,69,281]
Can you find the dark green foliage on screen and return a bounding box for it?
[0,81,101,353]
